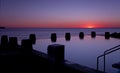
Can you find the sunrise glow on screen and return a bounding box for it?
[87,25,94,28]
[83,22,96,28]
[0,0,120,28]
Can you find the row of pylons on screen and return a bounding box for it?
[105,32,120,39]
[51,31,97,42]
[51,31,120,42]
[0,34,36,53]
[0,32,119,46]
[0,34,64,63]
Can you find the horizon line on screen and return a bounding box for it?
[1,27,120,29]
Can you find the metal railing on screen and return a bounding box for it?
[97,45,120,73]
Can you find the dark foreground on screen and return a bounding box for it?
[0,49,105,73]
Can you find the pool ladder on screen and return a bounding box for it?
[97,45,120,73]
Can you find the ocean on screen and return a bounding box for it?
[0,28,120,73]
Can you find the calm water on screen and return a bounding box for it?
[0,28,120,73]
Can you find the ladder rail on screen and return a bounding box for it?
[104,45,120,53]
[97,45,120,72]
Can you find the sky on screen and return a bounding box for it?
[0,0,120,28]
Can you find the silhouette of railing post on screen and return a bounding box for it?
[0,35,8,50]
[105,32,110,39]
[47,44,64,63]
[21,39,33,54]
[65,32,71,41]
[29,34,36,44]
[111,32,120,39]
[8,37,18,51]
[118,33,120,38]
[111,32,117,38]
[91,31,96,38]
[79,32,84,39]
[51,33,57,42]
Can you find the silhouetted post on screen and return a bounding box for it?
[21,39,33,53]
[79,32,84,39]
[8,37,18,50]
[118,33,120,38]
[29,34,36,44]
[47,44,64,63]
[115,32,119,38]
[0,35,8,50]
[51,33,57,42]
[1,35,8,45]
[91,31,96,38]
[65,32,71,41]
[111,32,117,38]
[105,32,110,39]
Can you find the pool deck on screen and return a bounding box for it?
[0,50,104,73]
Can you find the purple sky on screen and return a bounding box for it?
[0,0,120,28]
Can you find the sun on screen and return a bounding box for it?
[87,25,94,28]
[84,22,96,28]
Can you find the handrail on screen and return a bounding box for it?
[97,45,120,73]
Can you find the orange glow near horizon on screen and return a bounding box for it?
[82,22,96,28]
[1,20,120,28]
[87,25,94,28]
